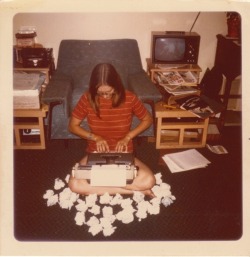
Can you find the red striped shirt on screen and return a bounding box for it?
[72,90,147,152]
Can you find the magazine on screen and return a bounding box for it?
[179,71,198,84]
[161,71,185,85]
[175,94,224,119]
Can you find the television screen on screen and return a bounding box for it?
[155,38,185,62]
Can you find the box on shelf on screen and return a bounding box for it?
[13,72,45,109]
[21,48,53,68]
[15,32,37,48]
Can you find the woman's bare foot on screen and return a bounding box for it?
[141,189,156,198]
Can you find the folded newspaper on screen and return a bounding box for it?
[206,144,228,154]
[162,149,211,173]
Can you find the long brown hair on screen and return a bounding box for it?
[88,63,126,117]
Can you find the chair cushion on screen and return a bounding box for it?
[110,60,129,88]
[71,63,95,88]
[71,87,86,112]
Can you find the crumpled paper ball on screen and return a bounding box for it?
[133,191,145,203]
[75,199,88,212]
[75,211,86,226]
[85,194,98,207]
[43,190,54,199]
[99,192,113,205]
[120,198,133,209]
[86,216,99,227]
[102,206,113,218]
[103,226,116,237]
[47,194,59,207]
[89,204,101,215]
[43,190,58,206]
[58,188,79,210]
[116,209,135,224]
[88,222,103,236]
[54,178,65,190]
[154,172,163,185]
[147,202,160,215]
[161,195,176,207]
[65,174,70,183]
[109,193,123,205]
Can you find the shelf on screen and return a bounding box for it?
[14,122,41,129]
[161,122,206,129]
[146,58,202,85]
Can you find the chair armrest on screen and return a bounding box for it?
[128,71,162,103]
[42,74,73,116]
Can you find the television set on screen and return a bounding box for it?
[151,31,200,65]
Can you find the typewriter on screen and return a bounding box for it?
[72,153,137,186]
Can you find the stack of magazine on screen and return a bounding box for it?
[155,71,199,95]
[162,149,211,173]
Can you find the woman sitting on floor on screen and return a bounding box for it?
[68,63,156,196]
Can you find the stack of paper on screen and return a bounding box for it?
[162,149,210,173]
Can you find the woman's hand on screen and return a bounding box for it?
[95,135,110,152]
[115,136,131,153]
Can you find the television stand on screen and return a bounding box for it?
[146,59,208,149]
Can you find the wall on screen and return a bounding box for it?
[13,12,227,76]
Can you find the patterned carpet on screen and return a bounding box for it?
[14,127,242,241]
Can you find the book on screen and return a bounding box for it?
[175,94,224,119]
[162,149,211,173]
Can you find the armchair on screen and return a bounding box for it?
[42,39,162,140]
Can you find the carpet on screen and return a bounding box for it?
[14,126,242,241]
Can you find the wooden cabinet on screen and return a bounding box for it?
[147,59,208,149]
[13,49,54,149]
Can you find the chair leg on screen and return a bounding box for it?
[47,101,63,140]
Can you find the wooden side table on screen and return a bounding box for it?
[155,101,209,149]
[14,104,48,150]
